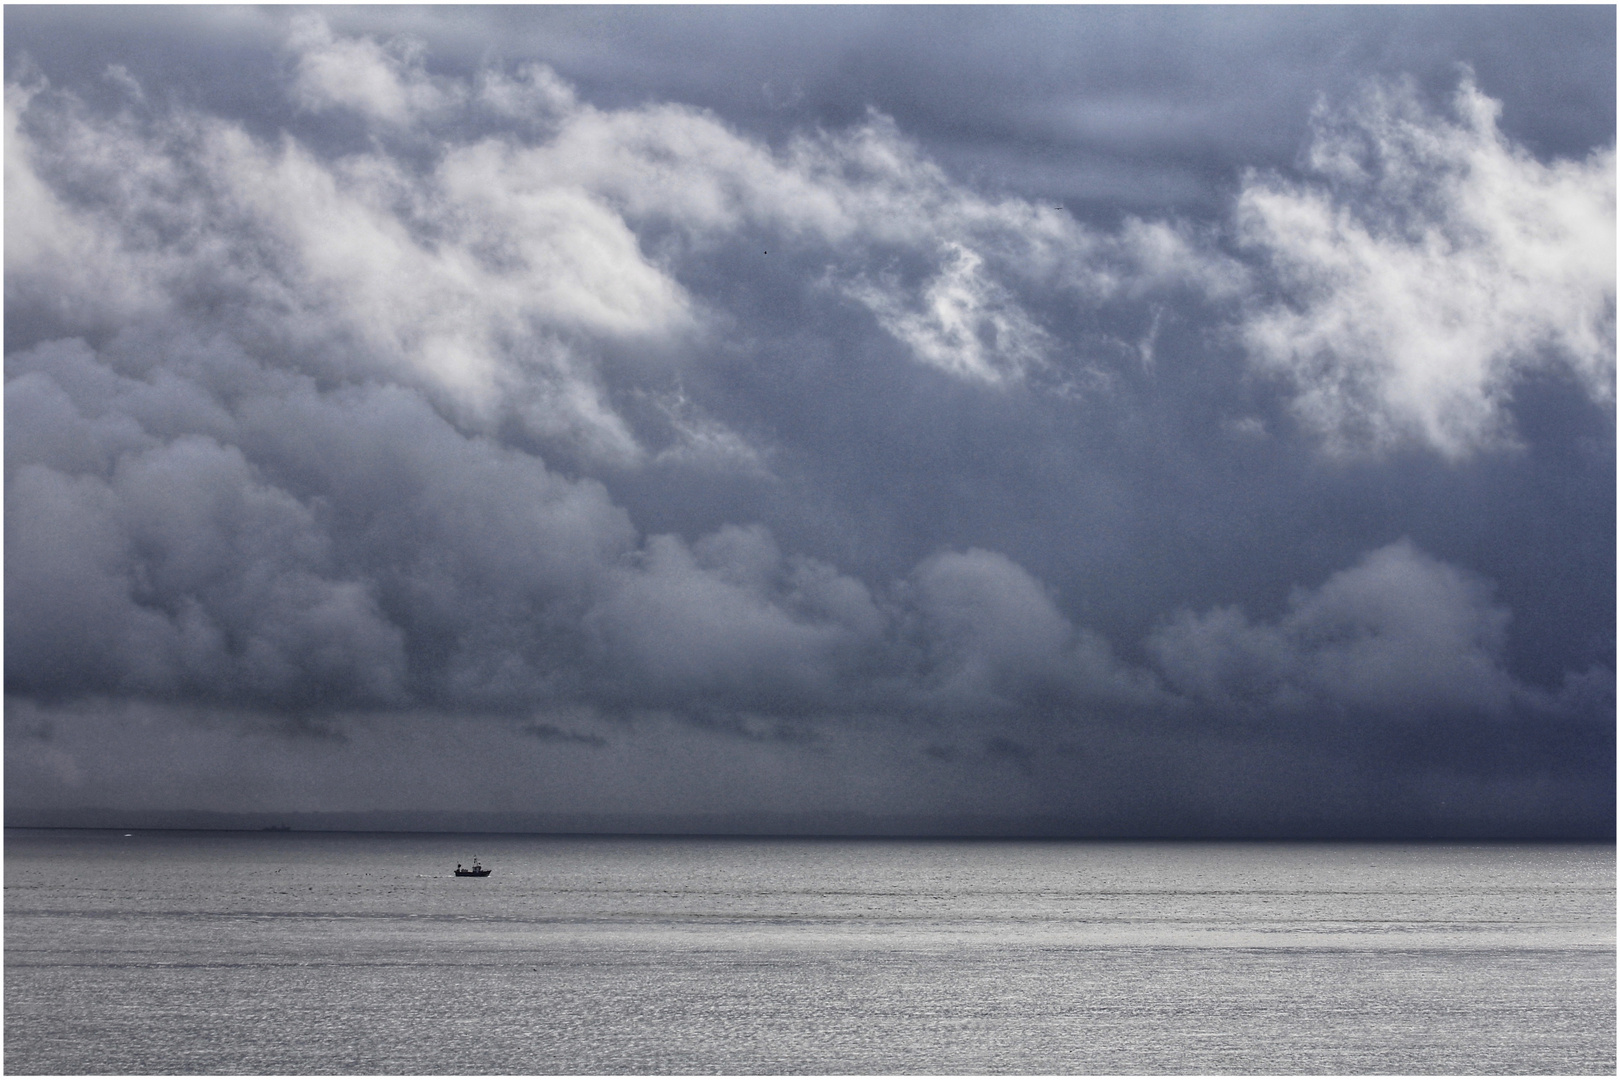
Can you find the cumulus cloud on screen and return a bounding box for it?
[5,320,1547,745]
[7,17,1242,473]
[584,525,874,709]
[1150,540,1519,719]
[5,443,410,709]
[1235,74,1616,457]
[3,78,168,333]
[286,14,464,126]
[3,336,626,711]
[6,46,694,463]
[908,549,1154,711]
[1,329,1149,726]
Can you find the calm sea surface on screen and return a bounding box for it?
[4,830,1613,1074]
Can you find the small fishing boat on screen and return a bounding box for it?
[454,860,491,877]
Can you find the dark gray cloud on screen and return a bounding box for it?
[5,7,1612,836]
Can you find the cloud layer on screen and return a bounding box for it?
[5,12,1612,834]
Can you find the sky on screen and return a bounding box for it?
[5,5,1614,837]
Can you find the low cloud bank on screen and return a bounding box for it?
[5,327,1588,740]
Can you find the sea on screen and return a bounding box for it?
[4,830,1614,1075]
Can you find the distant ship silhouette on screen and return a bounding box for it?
[454,860,491,877]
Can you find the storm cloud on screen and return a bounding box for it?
[6,8,1613,836]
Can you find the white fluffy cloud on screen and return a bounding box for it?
[287,14,465,126]
[7,13,1234,452]
[1235,75,1616,457]
[3,79,169,333]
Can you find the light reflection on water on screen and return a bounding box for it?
[6,830,1614,1074]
